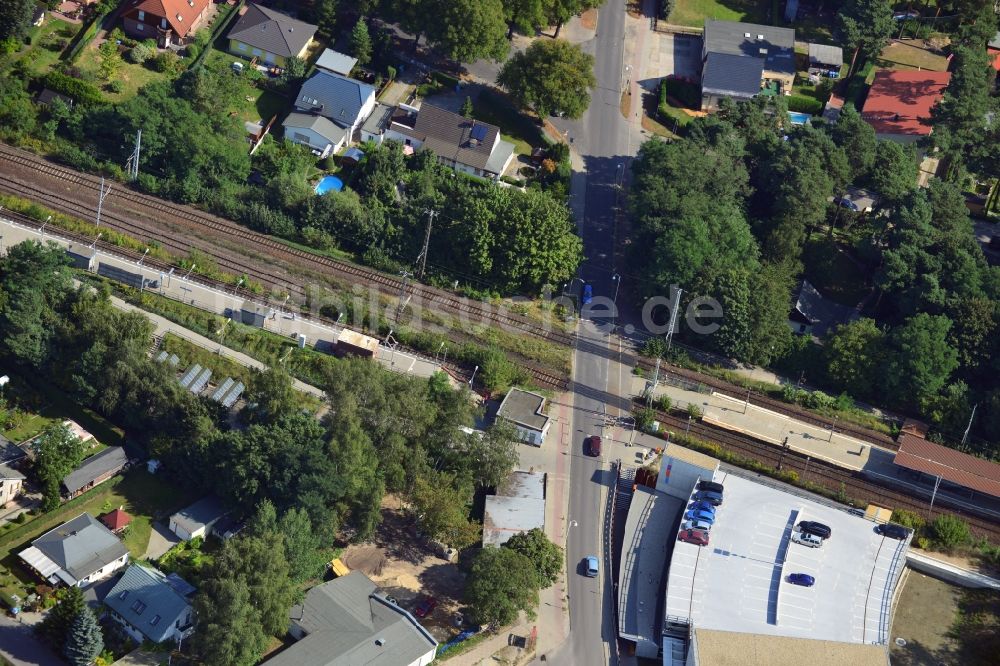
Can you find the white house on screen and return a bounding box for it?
[0,463,24,507]
[104,564,196,644]
[295,71,377,143]
[496,388,551,446]
[282,112,348,157]
[19,513,129,587]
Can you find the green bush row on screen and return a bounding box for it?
[63,9,111,63]
[787,94,824,115]
[40,71,103,105]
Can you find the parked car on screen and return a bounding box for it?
[876,523,912,540]
[791,531,823,548]
[834,197,859,211]
[694,490,723,506]
[685,509,716,524]
[678,529,710,546]
[788,573,815,587]
[698,480,724,494]
[413,595,438,618]
[584,555,599,577]
[688,501,717,514]
[682,519,712,532]
[893,10,920,19]
[847,507,865,517]
[581,283,593,305]
[797,521,832,540]
[588,435,602,457]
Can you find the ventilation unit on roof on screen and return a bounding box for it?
[375,638,386,647]
[759,48,767,55]
[757,34,764,39]
[744,32,750,38]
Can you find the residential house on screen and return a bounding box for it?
[0,463,25,507]
[122,0,211,48]
[386,103,516,181]
[700,20,795,111]
[360,103,395,144]
[100,508,133,534]
[227,3,317,67]
[496,388,551,446]
[104,564,195,644]
[787,280,859,337]
[315,48,358,76]
[282,112,348,157]
[63,447,129,499]
[19,513,129,587]
[861,69,951,143]
[295,71,377,142]
[169,496,228,541]
[482,471,546,548]
[808,43,843,73]
[265,571,437,666]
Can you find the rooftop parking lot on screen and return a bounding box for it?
[665,473,908,644]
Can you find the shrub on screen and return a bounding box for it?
[656,395,672,412]
[634,407,655,432]
[185,44,200,60]
[892,509,926,533]
[686,403,703,419]
[641,337,667,358]
[386,65,396,80]
[40,71,103,105]
[930,514,971,551]
[662,77,700,109]
[106,80,124,93]
[803,390,835,410]
[915,536,931,550]
[150,51,180,73]
[126,43,152,64]
[787,95,824,115]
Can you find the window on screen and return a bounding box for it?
[292,132,311,144]
[136,23,143,31]
[138,10,145,20]
[252,48,262,56]
[118,591,128,600]
[237,42,247,52]
[161,18,167,28]
[131,600,146,615]
[150,615,161,626]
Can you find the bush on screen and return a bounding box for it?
[787,94,824,115]
[686,403,703,419]
[656,395,672,412]
[892,509,926,533]
[185,44,200,60]
[150,51,180,73]
[930,514,971,551]
[662,77,700,109]
[126,43,152,64]
[641,337,667,358]
[40,72,103,105]
[106,80,124,93]
[803,390,835,410]
[634,407,655,432]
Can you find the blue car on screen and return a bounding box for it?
[688,501,717,514]
[685,509,716,524]
[584,556,599,577]
[694,490,723,506]
[581,283,593,305]
[788,573,815,587]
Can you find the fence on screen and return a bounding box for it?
[188,0,245,70]
[63,7,113,63]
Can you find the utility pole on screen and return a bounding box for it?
[416,209,436,280]
[95,177,111,229]
[651,356,661,389]
[395,270,412,322]
[126,129,142,181]
[665,287,683,357]
[961,403,978,447]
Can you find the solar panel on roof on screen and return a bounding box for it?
[168,354,180,366]
[469,123,488,142]
[211,378,236,403]
[189,368,212,394]
[156,351,168,363]
[221,382,245,408]
[179,364,202,389]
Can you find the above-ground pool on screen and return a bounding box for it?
[315,175,344,195]
[788,111,812,125]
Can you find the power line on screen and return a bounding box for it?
[416,209,436,280]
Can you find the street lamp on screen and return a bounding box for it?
[39,216,51,238]
[611,271,621,313]
[233,278,244,296]
[89,232,103,249]
[137,247,149,267]
[469,365,479,388]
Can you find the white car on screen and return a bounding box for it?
[682,519,712,532]
[791,531,823,548]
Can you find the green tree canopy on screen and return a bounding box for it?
[409,470,481,548]
[503,527,563,587]
[465,546,540,626]
[34,423,86,511]
[868,140,918,201]
[0,0,35,42]
[883,313,959,410]
[37,586,85,649]
[825,318,886,398]
[350,19,373,66]
[428,0,508,62]
[62,607,103,666]
[837,0,894,67]
[497,39,596,119]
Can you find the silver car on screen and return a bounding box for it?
[682,519,712,532]
[791,531,823,548]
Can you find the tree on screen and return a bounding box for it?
[127,43,154,64]
[503,527,562,587]
[930,45,995,177]
[465,547,540,626]
[464,420,519,488]
[837,0,894,70]
[350,19,372,66]
[193,575,268,666]
[883,314,959,410]
[825,319,885,398]
[868,140,917,201]
[63,607,103,666]
[34,423,86,511]
[547,0,601,38]
[313,0,337,38]
[98,40,122,81]
[428,0,508,63]
[460,95,474,118]
[247,367,297,424]
[930,514,971,551]
[37,586,85,649]
[409,470,481,548]
[504,0,549,37]
[828,105,877,181]
[281,507,326,583]
[0,0,34,42]
[497,39,595,119]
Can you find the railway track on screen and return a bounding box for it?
[0,144,575,348]
[641,402,1000,540]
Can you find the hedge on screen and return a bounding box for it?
[787,94,824,115]
[188,0,244,70]
[662,77,700,109]
[63,8,112,63]
[40,71,104,105]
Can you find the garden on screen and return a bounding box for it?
[0,17,77,79]
[664,0,768,27]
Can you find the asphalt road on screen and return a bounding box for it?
[545,1,632,664]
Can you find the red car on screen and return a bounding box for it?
[677,529,710,546]
[588,435,602,457]
[413,595,438,618]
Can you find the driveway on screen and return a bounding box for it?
[0,611,63,666]
[144,521,180,561]
[647,33,701,82]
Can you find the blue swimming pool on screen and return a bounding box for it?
[315,175,344,195]
[788,111,812,125]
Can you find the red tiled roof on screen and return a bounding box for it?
[130,0,209,38]
[100,508,132,531]
[989,47,1000,72]
[893,433,1000,499]
[861,69,951,136]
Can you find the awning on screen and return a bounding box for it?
[19,546,61,579]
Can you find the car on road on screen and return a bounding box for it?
[587,435,602,457]
[791,531,823,548]
[413,595,437,618]
[698,480,724,494]
[694,490,723,506]
[584,556,599,577]
[876,523,912,540]
[788,573,815,587]
[682,519,712,532]
[685,509,716,524]
[581,283,593,305]
[797,521,832,540]
[677,529,710,546]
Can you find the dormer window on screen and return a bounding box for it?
[138,9,145,20]
[161,17,167,28]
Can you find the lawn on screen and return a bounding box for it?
[876,39,951,72]
[202,47,291,124]
[468,89,545,156]
[668,0,768,27]
[1,374,124,448]
[74,47,173,102]
[0,19,77,78]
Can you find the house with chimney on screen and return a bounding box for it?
[227,3,318,67]
[122,0,211,48]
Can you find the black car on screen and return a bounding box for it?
[798,521,832,540]
[698,480,724,494]
[694,490,723,506]
[876,523,912,540]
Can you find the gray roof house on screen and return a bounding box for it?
[788,280,860,338]
[496,388,551,446]
[227,3,317,65]
[700,20,796,111]
[265,572,438,666]
[315,48,358,76]
[63,446,129,499]
[483,471,546,547]
[295,71,377,137]
[282,112,349,158]
[19,513,129,587]
[104,564,195,644]
[169,496,228,541]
